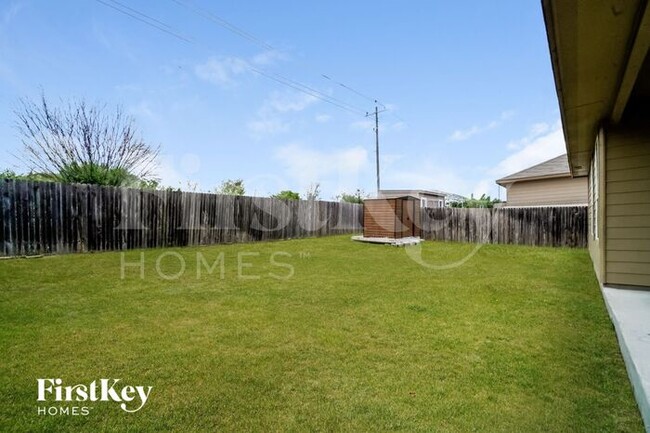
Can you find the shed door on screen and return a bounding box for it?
[412,200,421,237]
[401,199,415,238]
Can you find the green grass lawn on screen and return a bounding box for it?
[0,235,644,432]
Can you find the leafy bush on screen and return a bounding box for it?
[272,190,300,200]
[337,189,368,204]
[216,179,245,196]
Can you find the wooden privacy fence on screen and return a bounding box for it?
[0,179,362,256]
[420,206,588,247]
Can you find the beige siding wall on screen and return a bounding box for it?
[605,125,650,287]
[588,168,601,280]
[505,177,588,207]
[588,129,606,283]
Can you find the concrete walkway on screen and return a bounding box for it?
[601,286,650,432]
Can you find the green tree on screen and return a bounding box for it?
[337,189,368,204]
[216,179,245,195]
[452,193,501,208]
[14,94,159,186]
[0,169,55,182]
[272,190,300,200]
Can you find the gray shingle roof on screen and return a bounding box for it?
[496,154,570,185]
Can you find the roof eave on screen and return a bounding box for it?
[542,0,647,176]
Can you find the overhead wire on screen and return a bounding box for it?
[95,0,193,44]
[169,0,399,119]
[95,0,367,116]
[170,0,274,51]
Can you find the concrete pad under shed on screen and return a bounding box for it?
[601,286,650,432]
[351,236,423,247]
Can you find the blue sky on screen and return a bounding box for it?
[0,0,566,199]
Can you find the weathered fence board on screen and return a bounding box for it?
[0,179,588,256]
[0,179,363,256]
[421,206,588,248]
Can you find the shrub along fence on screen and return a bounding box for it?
[420,206,588,248]
[0,179,363,257]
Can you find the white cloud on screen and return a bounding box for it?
[507,122,553,150]
[155,154,202,191]
[266,92,317,113]
[315,114,332,123]
[500,110,515,121]
[195,56,247,86]
[251,49,287,66]
[490,120,565,178]
[460,119,567,200]
[247,118,289,135]
[381,118,565,200]
[350,119,374,131]
[2,1,23,26]
[274,143,369,195]
[383,160,472,197]
[449,125,480,141]
[380,153,403,166]
[247,91,318,137]
[128,101,157,121]
[391,121,407,131]
[530,122,550,136]
[195,49,288,87]
[471,179,494,198]
[449,110,515,142]
[349,119,405,132]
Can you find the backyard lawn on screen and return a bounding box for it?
[0,235,644,432]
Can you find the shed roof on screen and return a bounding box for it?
[496,154,570,186]
[365,195,418,201]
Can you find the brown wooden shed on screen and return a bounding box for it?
[363,196,421,239]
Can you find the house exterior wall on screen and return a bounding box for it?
[604,123,650,287]
[588,165,600,279]
[588,129,606,283]
[504,177,588,207]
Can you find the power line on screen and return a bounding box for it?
[247,66,365,116]
[95,0,367,116]
[106,0,174,31]
[322,74,407,123]
[321,74,381,105]
[95,0,193,44]
[262,71,367,115]
[97,0,405,122]
[168,0,392,117]
[171,0,273,51]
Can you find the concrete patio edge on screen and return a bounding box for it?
[601,285,650,433]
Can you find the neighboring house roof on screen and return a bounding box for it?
[379,189,463,201]
[496,154,570,186]
[380,189,445,198]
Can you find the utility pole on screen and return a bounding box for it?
[367,101,386,197]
